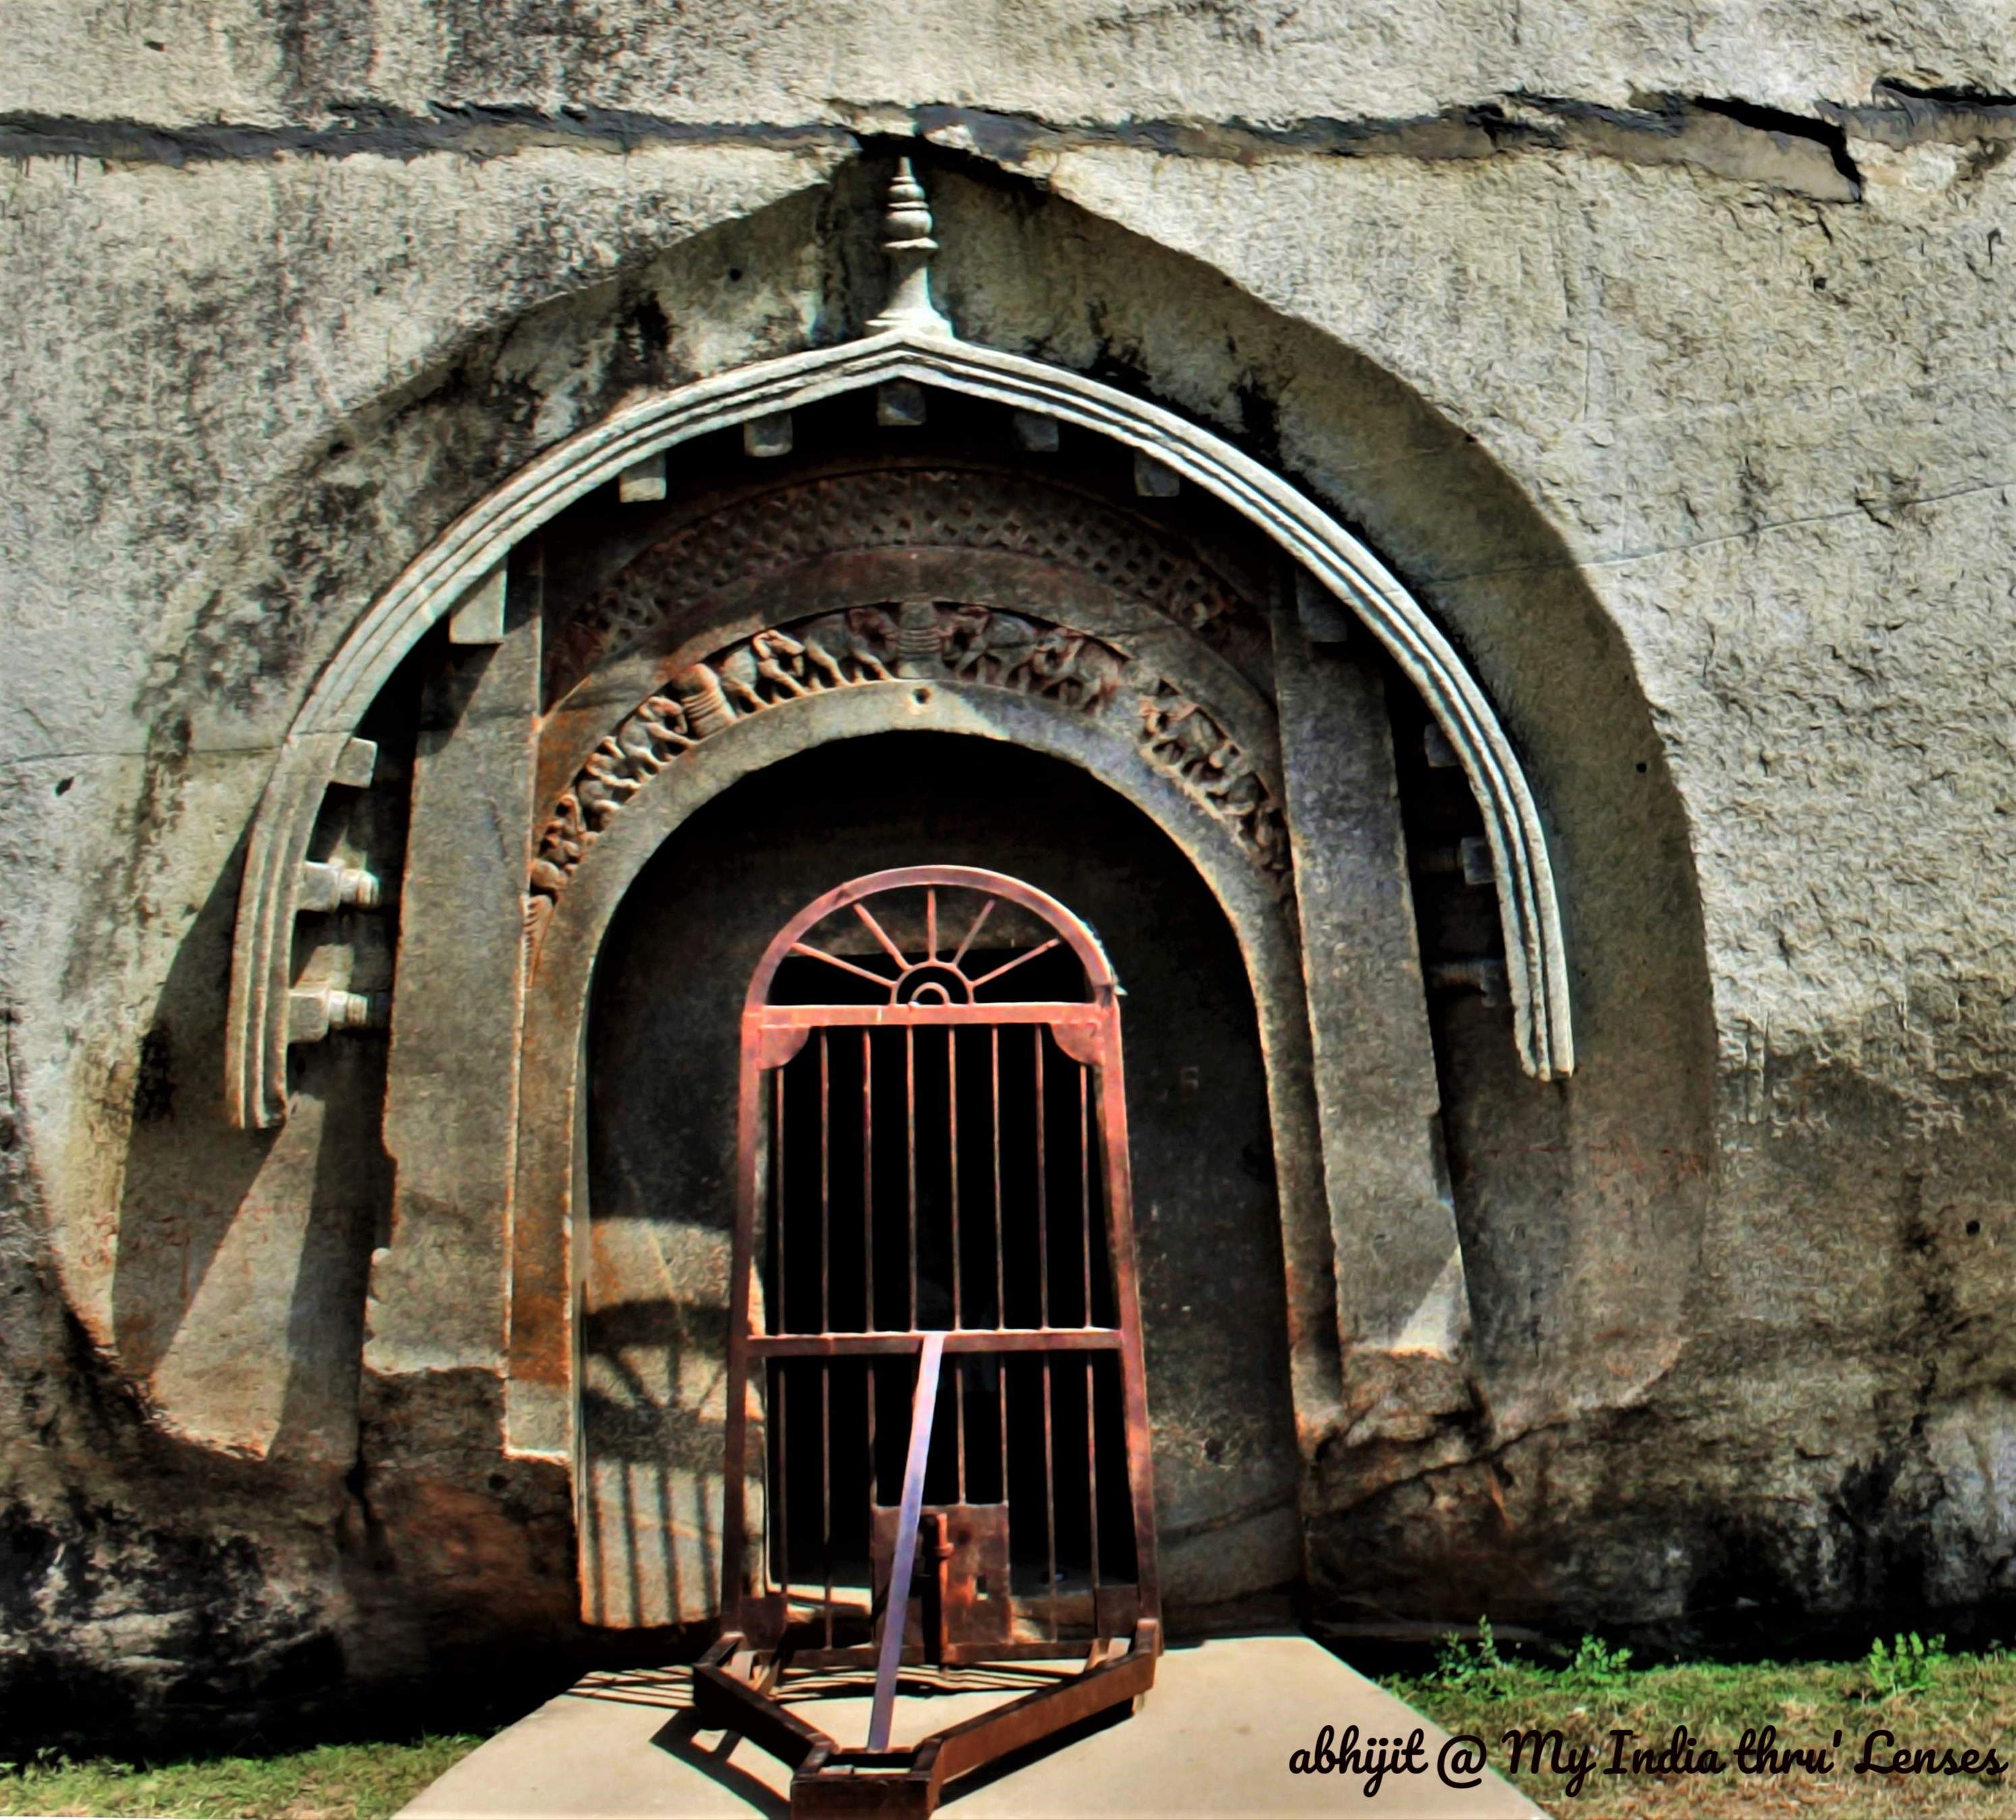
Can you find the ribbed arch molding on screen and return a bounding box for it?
[226,327,1574,1127]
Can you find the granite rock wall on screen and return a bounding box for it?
[3,1,2015,1739]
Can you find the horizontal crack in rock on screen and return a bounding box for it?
[0,90,1905,202]
[0,105,855,167]
[916,94,1864,201]
[1822,79,2016,151]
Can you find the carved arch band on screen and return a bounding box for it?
[227,326,1575,1131]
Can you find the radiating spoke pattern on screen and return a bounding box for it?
[774,881,1089,1008]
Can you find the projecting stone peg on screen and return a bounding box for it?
[618,452,668,503]
[1427,959,1509,1006]
[287,988,393,1045]
[330,737,378,789]
[297,860,385,913]
[744,412,794,459]
[866,157,954,339]
[1012,409,1060,453]
[1413,838,1497,888]
[1294,569,1355,646]
[877,379,927,427]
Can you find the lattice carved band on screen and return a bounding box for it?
[544,466,1253,704]
[529,602,1290,911]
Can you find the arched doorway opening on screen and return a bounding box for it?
[579,735,1298,1637]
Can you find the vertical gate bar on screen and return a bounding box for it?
[1079,1063,1093,1328]
[1037,1029,1055,1632]
[1042,1353,1058,1640]
[1035,1029,1049,1330]
[722,1037,764,1625]
[948,1026,962,1329]
[863,1029,875,1332]
[1081,1015,1100,1598]
[1095,1024,1161,1622]
[926,886,938,961]
[948,1028,966,1504]
[906,1026,918,1331]
[776,1361,789,1617]
[819,1035,832,1644]
[819,1031,830,1333]
[1085,1354,1101,1599]
[773,1069,786,1334]
[868,1332,947,1753]
[863,1029,877,1533]
[992,1027,1008,1505]
[822,1360,834,1649]
[751,1367,766,1601]
[1000,1356,1012,1542]
[990,1027,1005,1328]
[757,1365,770,1599]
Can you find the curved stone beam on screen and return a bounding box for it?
[227,328,1573,1127]
[502,681,1334,1462]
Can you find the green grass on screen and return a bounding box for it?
[1390,1626,2016,1817]
[0,1736,482,1819]
[9,1637,2015,1818]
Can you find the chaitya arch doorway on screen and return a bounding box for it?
[579,737,1298,1636]
[222,161,1586,1691]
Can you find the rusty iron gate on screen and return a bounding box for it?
[695,865,1161,1817]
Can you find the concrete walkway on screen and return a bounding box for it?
[400,1633,1541,1818]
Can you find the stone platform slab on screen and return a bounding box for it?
[399,1632,1540,1818]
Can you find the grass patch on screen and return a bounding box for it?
[1391,1625,2016,1817]
[0,1736,482,1819]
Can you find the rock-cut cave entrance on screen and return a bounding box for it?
[579,735,1302,1643]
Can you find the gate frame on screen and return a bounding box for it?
[699,864,1161,1818]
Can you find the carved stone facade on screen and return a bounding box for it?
[10,2,2015,1748]
[546,465,1250,703]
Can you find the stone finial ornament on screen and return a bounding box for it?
[866,157,954,338]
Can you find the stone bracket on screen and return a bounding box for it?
[449,563,509,645]
[287,988,390,1044]
[297,860,383,913]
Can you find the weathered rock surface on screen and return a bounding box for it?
[3,0,2016,1746]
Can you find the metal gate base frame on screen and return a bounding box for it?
[693,1621,1160,1819]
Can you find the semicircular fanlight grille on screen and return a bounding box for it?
[771,880,1090,1008]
